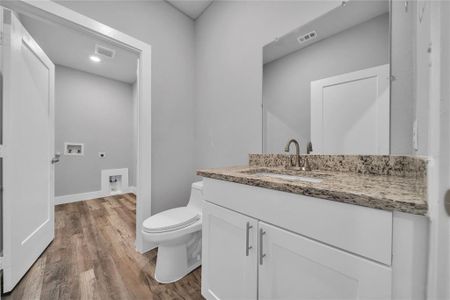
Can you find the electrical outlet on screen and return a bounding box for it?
[98,152,106,159]
[413,120,418,151]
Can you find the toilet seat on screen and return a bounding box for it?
[143,207,200,233]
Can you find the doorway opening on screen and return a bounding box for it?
[1,2,152,293]
[18,13,140,206]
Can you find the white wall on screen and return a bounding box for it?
[55,66,134,196]
[195,1,341,168]
[56,0,196,213]
[263,13,389,154]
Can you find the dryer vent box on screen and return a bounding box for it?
[101,168,129,196]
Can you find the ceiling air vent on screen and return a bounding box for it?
[95,45,116,59]
[297,31,317,44]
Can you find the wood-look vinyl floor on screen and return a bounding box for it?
[3,194,203,300]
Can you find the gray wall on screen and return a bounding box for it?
[55,66,134,196]
[53,1,423,213]
[195,1,342,169]
[57,0,196,213]
[263,13,389,154]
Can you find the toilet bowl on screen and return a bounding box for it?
[142,181,203,283]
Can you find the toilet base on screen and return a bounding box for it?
[153,232,202,283]
[155,254,201,284]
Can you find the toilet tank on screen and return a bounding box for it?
[187,181,204,213]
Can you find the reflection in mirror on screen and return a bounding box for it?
[262,0,390,155]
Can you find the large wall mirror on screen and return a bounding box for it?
[262,0,412,155]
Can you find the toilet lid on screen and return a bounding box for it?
[143,207,200,233]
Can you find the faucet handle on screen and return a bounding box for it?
[307,142,313,154]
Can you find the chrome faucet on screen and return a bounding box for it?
[284,139,300,168]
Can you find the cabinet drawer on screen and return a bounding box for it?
[203,178,393,265]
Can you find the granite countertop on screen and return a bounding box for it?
[197,158,428,216]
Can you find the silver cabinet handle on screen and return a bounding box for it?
[245,222,253,256]
[259,228,266,265]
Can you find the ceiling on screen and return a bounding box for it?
[166,0,213,19]
[19,14,138,84]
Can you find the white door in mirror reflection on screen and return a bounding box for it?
[311,64,390,155]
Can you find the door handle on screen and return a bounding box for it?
[259,228,266,265]
[445,190,450,216]
[245,222,253,256]
[51,152,61,164]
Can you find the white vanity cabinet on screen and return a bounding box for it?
[201,178,429,300]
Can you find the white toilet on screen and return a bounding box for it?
[142,181,203,283]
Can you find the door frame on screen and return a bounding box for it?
[426,1,450,299]
[2,0,153,253]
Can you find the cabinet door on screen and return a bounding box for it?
[258,222,392,300]
[202,201,258,300]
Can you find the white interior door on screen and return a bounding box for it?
[1,8,55,292]
[258,222,392,300]
[311,64,390,154]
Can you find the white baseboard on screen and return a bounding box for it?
[55,191,103,205]
[55,186,137,205]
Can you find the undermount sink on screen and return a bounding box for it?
[253,172,323,183]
